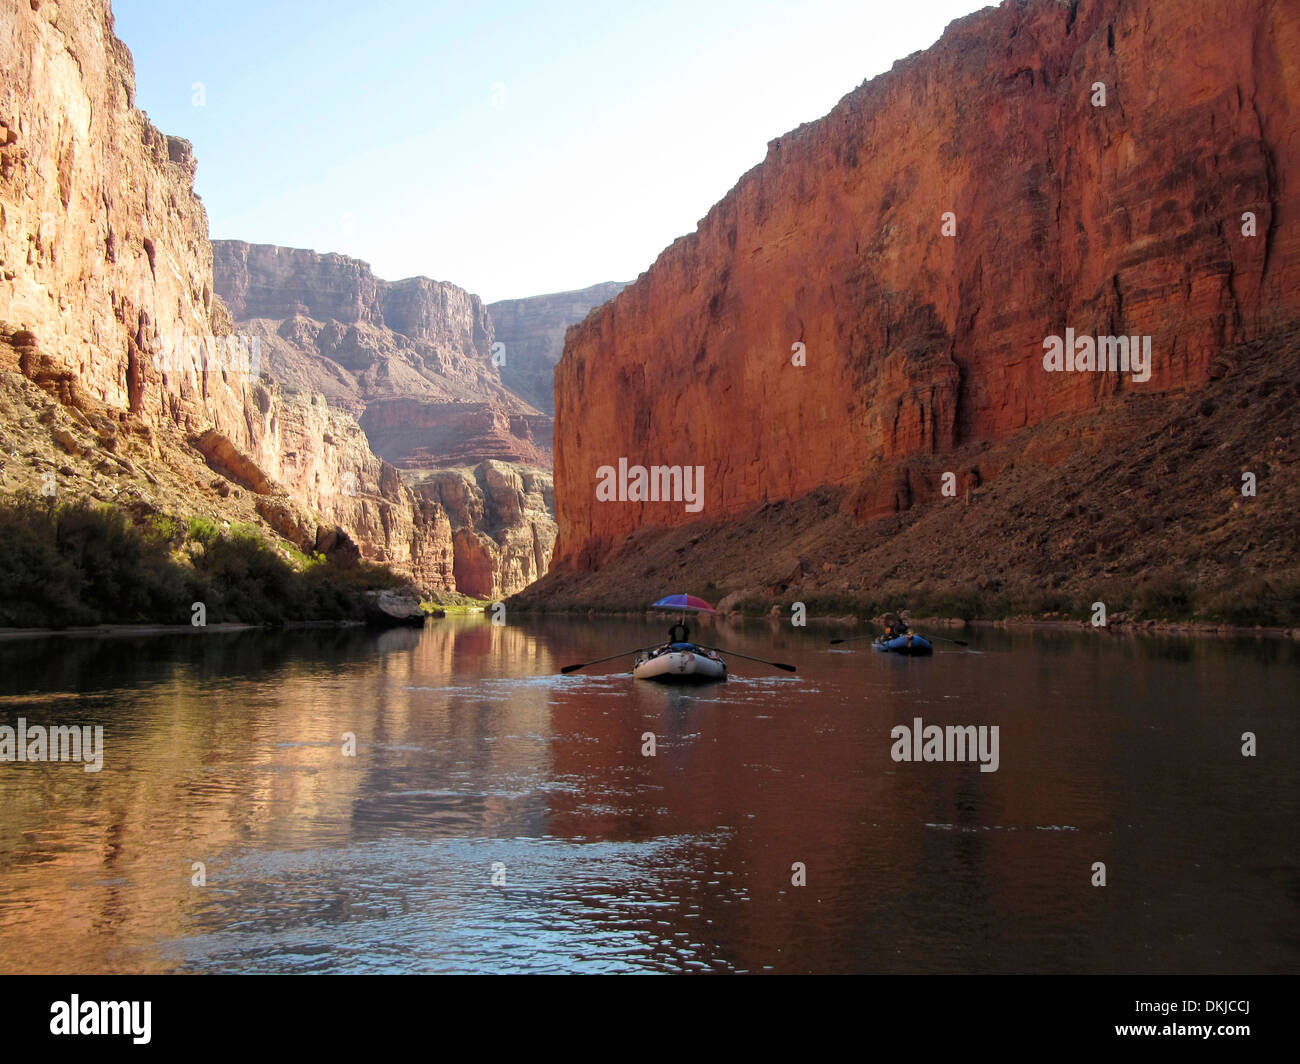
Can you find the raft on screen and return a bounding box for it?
[872,633,934,656]
[633,643,727,682]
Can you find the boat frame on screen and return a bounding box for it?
[633,643,727,683]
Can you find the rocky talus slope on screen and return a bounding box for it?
[514,323,1299,624]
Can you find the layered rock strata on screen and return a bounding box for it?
[212,240,551,467]
[548,0,1300,573]
[0,0,551,597]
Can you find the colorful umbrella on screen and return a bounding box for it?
[650,594,716,613]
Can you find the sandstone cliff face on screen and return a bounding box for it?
[213,240,551,467]
[0,0,548,599]
[0,0,442,586]
[214,241,497,387]
[0,0,219,424]
[488,281,628,414]
[359,400,551,469]
[550,0,1300,571]
[513,322,1300,621]
[412,462,556,600]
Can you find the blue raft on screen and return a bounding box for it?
[871,633,934,656]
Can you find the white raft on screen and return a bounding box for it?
[633,644,727,683]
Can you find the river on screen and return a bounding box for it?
[0,616,1295,973]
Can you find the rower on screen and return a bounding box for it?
[669,622,691,646]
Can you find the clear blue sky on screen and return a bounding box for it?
[113,0,987,303]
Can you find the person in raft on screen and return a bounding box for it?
[654,623,720,662]
[644,622,693,660]
[882,613,909,640]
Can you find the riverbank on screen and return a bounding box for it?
[496,603,1300,641]
[0,494,413,628]
[1,610,1293,642]
[0,614,444,641]
[860,614,1300,640]
[0,622,264,641]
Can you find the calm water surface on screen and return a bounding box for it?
[0,617,1295,973]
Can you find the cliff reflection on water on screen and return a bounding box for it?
[0,618,1295,973]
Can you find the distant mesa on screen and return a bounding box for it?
[212,240,547,469]
[212,241,622,471]
[488,282,628,415]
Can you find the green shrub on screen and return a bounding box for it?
[1132,571,1196,621]
[0,496,406,627]
[1201,574,1300,627]
[145,513,184,548]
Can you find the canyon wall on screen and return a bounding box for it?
[0,0,550,598]
[488,281,627,414]
[550,0,1300,571]
[0,0,219,424]
[413,462,556,601]
[213,241,551,467]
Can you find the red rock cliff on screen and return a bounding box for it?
[0,0,550,598]
[551,0,1300,570]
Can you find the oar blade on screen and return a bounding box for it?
[559,643,661,675]
[828,633,874,645]
[695,643,797,674]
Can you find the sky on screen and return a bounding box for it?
[113,0,989,303]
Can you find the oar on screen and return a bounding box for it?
[560,645,660,674]
[829,633,876,645]
[927,633,970,647]
[693,644,796,673]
